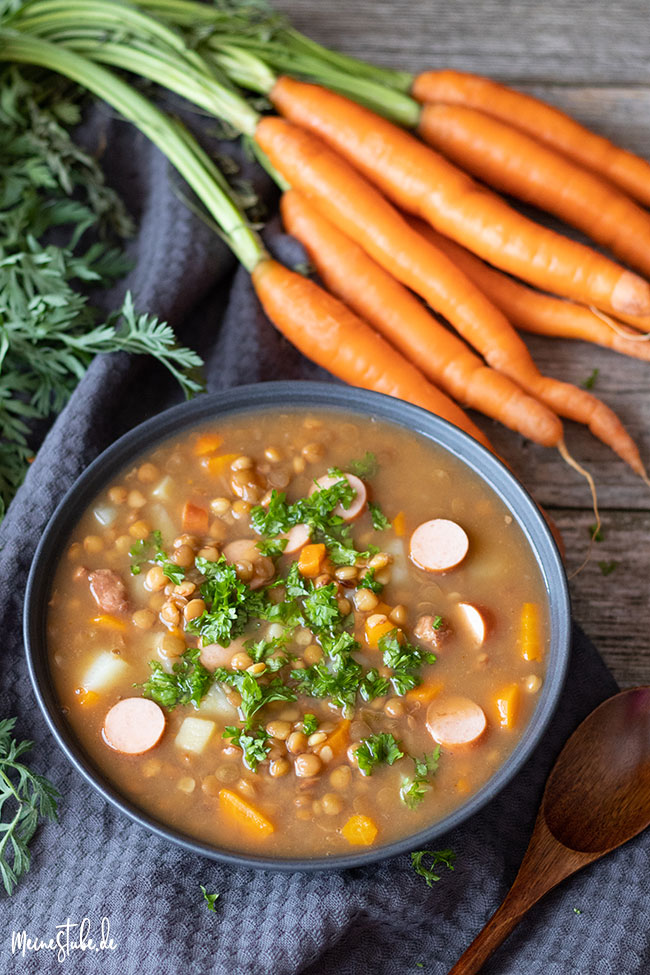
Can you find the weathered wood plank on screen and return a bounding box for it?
[278,0,650,84]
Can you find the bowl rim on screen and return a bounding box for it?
[24,380,570,871]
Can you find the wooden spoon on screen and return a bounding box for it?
[449,686,650,974]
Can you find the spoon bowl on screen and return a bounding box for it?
[450,686,650,974]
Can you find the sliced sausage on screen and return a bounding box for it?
[414,614,450,649]
[89,569,129,615]
[310,473,367,521]
[281,523,311,554]
[103,698,165,754]
[457,602,487,646]
[426,696,486,747]
[409,519,469,573]
[222,539,275,589]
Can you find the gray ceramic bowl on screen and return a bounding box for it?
[24,381,570,870]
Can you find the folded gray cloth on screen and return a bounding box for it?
[1,104,645,975]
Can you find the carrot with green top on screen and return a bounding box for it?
[417,103,650,281]
[269,76,650,318]
[280,189,566,445]
[407,225,650,362]
[258,117,645,477]
[411,69,650,210]
[251,258,493,450]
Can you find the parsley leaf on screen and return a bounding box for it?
[0,717,60,895]
[379,631,437,696]
[256,537,287,557]
[410,849,456,887]
[368,501,391,531]
[582,368,600,389]
[356,733,404,776]
[302,713,319,735]
[223,725,270,771]
[357,568,383,594]
[400,748,440,808]
[291,658,362,715]
[598,560,619,576]
[345,451,378,479]
[588,523,604,542]
[220,671,296,729]
[141,647,211,710]
[303,583,342,634]
[200,885,220,912]
[359,668,390,702]
[129,529,185,583]
[188,556,268,646]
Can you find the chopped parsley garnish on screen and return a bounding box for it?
[582,368,600,390]
[303,583,342,634]
[598,560,619,576]
[355,733,404,776]
[250,477,354,539]
[256,537,287,557]
[200,885,220,912]
[141,647,210,710]
[223,725,271,771]
[292,658,363,715]
[302,713,319,736]
[410,849,456,887]
[244,634,292,672]
[345,451,378,478]
[357,568,383,594]
[379,631,437,696]
[129,530,185,584]
[400,748,440,808]
[359,668,391,702]
[187,556,268,646]
[216,670,297,729]
[368,501,391,531]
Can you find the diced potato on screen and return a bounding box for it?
[82,652,129,693]
[93,504,117,527]
[198,683,236,718]
[175,717,216,754]
[148,504,176,543]
[151,476,174,502]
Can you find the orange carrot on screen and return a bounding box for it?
[268,77,650,318]
[193,432,223,456]
[280,189,566,444]
[417,103,650,281]
[409,219,648,477]
[182,501,208,535]
[250,257,493,450]
[218,788,274,836]
[259,120,645,475]
[298,542,326,577]
[412,69,650,210]
[325,719,350,757]
[341,814,378,846]
[415,224,650,363]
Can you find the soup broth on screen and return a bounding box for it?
[47,409,548,858]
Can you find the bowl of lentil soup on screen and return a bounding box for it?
[25,382,570,869]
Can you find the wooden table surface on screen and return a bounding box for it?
[280,0,650,687]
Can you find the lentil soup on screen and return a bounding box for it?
[46,409,549,858]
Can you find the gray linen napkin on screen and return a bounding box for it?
[1,104,647,975]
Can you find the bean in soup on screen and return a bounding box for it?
[47,410,548,858]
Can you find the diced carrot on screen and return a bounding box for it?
[193,433,224,456]
[91,615,126,632]
[375,601,394,617]
[298,543,327,578]
[74,687,99,707]
[365,616,400,650]
[456,777,471,794]
[182,501,208,536]
[341,814,378,846]
[203,452,238,476]
[393,510,406,537]
[406,680,444,704]
[325,719,350,757]
[520,602,542,661]
[496,683,521,728]
[218,788,274,837]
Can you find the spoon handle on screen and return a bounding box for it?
[448,812,599,975]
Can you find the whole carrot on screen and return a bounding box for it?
[418,103,650,282]
[251,257,493,450]
[269,76,650,318]
[409,218,648,477]
[280,189,565,444]
[256,118,645,477]
[412,69,650,211]
[410,224,650,362]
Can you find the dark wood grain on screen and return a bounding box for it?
[278,0,650,687]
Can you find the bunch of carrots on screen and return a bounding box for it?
[3,0,650,508]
